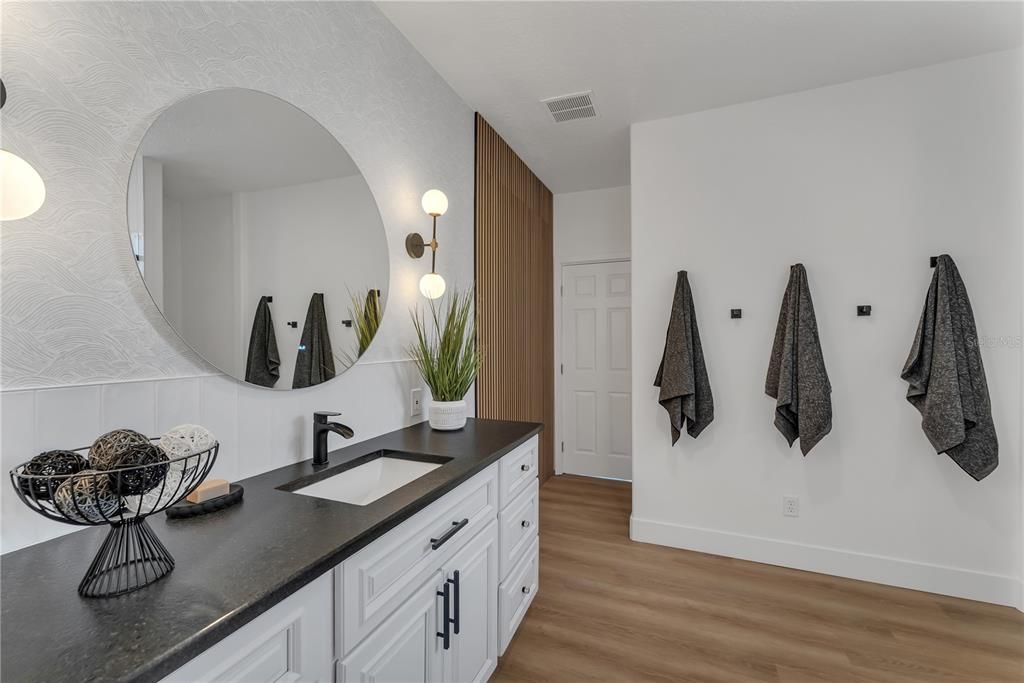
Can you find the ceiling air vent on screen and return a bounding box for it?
[541,90,597,123]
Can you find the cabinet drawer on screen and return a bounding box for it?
[498,436,538,510]
[498,535,539,656]
[340,464,498,656]
[498,480,539,580]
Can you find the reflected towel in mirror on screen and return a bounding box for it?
[245,296,281,388]
[293,293,336,389]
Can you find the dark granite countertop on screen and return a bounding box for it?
[1,418,542,683]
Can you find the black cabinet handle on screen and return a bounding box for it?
[430,518,468,550]
[448,570,461,635]
[436,581,451,650]
[522,586,531,595]
[521,520,531,529]
[520,463,531,472]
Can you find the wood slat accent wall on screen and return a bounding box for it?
[475,114,555,483]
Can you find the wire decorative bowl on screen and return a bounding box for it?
[9,439,218,598]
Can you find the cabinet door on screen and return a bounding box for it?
[443,521,499,683]
[339,571,444,683]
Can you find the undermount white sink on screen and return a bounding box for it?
[292,455,442,506]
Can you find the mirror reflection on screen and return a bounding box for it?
[128,89,389,389]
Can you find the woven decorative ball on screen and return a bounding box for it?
[18,450,88,500]
[88,429,150,470]
[159,424,216,461]
[124,466,185,514]
[105,443,170,496]
[159,424,216,475]
[53,470,123,523]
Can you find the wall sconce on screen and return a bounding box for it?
[407,189,448,299]
[0,80,46,221]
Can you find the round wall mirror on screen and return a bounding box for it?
[127,88,389,390]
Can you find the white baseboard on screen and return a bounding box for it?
[630,515,1022,609]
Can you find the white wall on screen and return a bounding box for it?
[553,186,631,473]
[630,50,1023,607]
[554,186,631,266]
[0,2,474,552]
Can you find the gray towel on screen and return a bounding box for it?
[654,271,714,443]
[901,255,997,481]
[765,264,832,454]
[293,293,336,389]
[244,296,280,388]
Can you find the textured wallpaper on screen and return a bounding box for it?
[1,1,475,389]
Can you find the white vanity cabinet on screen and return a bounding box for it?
[163,435,539,683]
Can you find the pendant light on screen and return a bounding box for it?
[0,79,46,221]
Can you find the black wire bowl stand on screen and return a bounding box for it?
[9,440,218,598]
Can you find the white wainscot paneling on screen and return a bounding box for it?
[100,381,156,435]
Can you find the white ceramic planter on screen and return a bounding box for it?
[429,399,467,431]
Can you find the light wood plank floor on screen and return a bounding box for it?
[493,475,1024,683]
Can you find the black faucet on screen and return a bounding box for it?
[313,411,354,466]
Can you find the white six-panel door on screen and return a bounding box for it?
[561,260,632,480]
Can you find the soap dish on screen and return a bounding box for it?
[166,484,243,519]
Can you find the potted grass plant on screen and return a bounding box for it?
[408,289,481,430]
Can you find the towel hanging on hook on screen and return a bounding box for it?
[654,271,714,443]
[901,254,997,480]
[765,264,832,455]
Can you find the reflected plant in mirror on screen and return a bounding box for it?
[127,89,389,389]
[338,288,383,366]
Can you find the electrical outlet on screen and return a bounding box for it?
[410,388,423,417]
[783,496,800,517]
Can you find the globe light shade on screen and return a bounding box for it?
[0,149,46,220]
[419,272,446,300]
[421,189,448,217]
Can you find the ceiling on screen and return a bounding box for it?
[379,1,1023,194]
[138,88,361,200]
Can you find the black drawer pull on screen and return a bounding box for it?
[520,463,531,472]
[522,586,531,595]
[448,570,461,635]
[521,520,531,529]
[436,581,451,650]
[430,518,469,550]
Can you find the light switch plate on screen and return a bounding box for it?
[410,388,423,417]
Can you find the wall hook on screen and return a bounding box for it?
[857,305,872,317]
[930,256,938,268]
[730,309,742,319]
[287,321,298,328]
[265,296,273,303]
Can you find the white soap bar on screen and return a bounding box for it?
[186,479,230,504]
